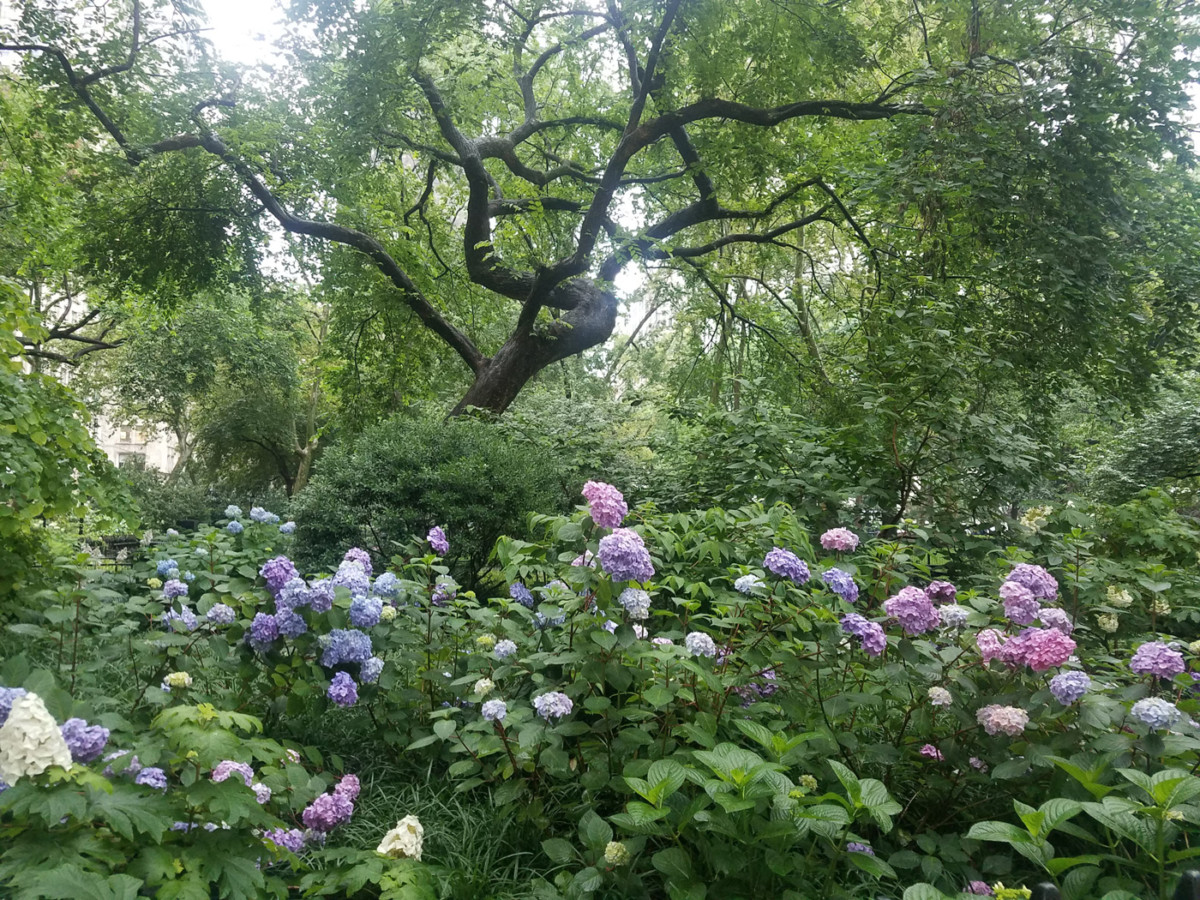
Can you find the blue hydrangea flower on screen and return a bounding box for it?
[309,579,336,613]
[763,548,810,584]
[250,506,280,524]
[226,521,244,535]
[162,579,188,600]
[163,607,198,632]
[206,603,236,625]
[597,528,655,582]
[820,568,859,603]
[509,583,535,608]
[156,559,179,577]
[135,767,168,791]
[321,629,373,667]
[360,657,384,684]
[277,577,310,612]
[224,505,242,519]
[328,672,358,707]
[349,596,383,628]
[372,572,400,598]
[60,718,110,763]
[279,521,296,535]
[1131,697,1181,730]
[247,612,280,651]
[276,609,308,639]
[183,571,195,582]
[332,561,370,597]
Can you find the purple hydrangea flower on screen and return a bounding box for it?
[821,568,859,603]
[532,691,573,720]
[598,528,655,582]
[841,613,887,656]
[275,609,308,639]
[1000,581,1040,625]
[925,580,957,603]
[309,579,336,613]
[1038,607,1074,635]
[135,767,168,790]
[212,760,255,787]
[883,587,940,635]
[163,606,198,633]
[321,629,373,667]
[481,699,507,722]
[494,639,518,660]
[162,579,188,600]
[226,521,244,535]
[571,549,596,568]
[343,548,372,578]
[328,671,359,707]
[509,583,535,608]
[940,605,970,629]
[332,561,370,597]
[266,827,307,853]
[206,603,236,625]
[1131,696,1181,730]
[427,526,449,556]
[1049,671,1091,705]
[335,774,360,801]
[734,670,778,707]
[1006,563,1058,600]
[0,687,29,726]
[846,842,874,855]
[247,612,280,651]
[1130,641,1186,679]
[360,656,384,684]
[966,882,994,895]
[60,718,110,763]
[582,481,628,529]
[372,572,400,598]
[431,580,457,607]
[763,547,810,584]
[277,577,310,611]
[919,744,944,761]
[302,790,354,832]
[253,783,272,804]
[349,596,383,628]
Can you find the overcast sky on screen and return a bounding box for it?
[201,0,285,65]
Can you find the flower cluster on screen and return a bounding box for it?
[928,686,952,707]
[685,631,718,658]
[763,547,810,584]
[260,556,300,596]
[343,547,373,578]
[1049,671,1091,705]
[533,692,573,720]
[1131,697,1181,730]
[481,699,507,722]
[1000,581,1039,626]
[1129,641,1185,679]
[1005,563,1058,601]
[618,588,651,620]
[327,672,359,707]
[925,580,957,603]
[582,480,628,529]
[883,587,940,635]
[0,693,72,783]
[842,614,886,657]
[60,717,109,763]
[919,744,944,761]
[976,705,1029,737]
[821,568,859,603]
[377,815,423,860]
[598,528,655,582]
[509,583,535,608]
[162,579,188,601]
[427,526,449,556]
[321,629,373,667]
[250,506,281,525]
[301,775,359,833]
[820,528,859,552]
[734,574,763,594]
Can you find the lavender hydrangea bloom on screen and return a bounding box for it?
[135,767,168,790]
[360,657,384,684]
[1050,671,1091,705]
[431,579,457,607]
[259,556,298,600]
[966,881,994,895]
[277,577,310,612]
[162,579,188,600]
[328,671,359,707]
[349,596,383,628]
[60,718,110,763]
[532,692,573,720]
[925,580,957,603]
[372,572,400,598]
[685,631,718,657]
[332,561,370,597]
[321,629,373,667]
[581,480,628,529]
[598,528,655,582]
[821,568,859,603]
[475,700,505,724]
[734,574,763,594]
[1000,581,1040,625]
[266,828,307,853]
[618,588,652,620]
[280,521,297,534]
[163,606,198,633]
[253,783,272,804]
[510,583,535,608]
[940,605,970,629]
[207,603,236,625]
[1130,641,1186,679]
[427,526,449,556]
[733,670,778,707]
[846,842,874,855]
[883,587,940,635]
[841,614,887,657]
[0,687,29,726]
[343,548,373,578]
[156,559,179,577]
[928,686,952,707]
[251,507,281,524]
[212,760,255,786]
[1131,697,1181,730]
[820,528,859,552]
[226,520,244,535]
[302,790,355,832]
[308,579,336,613]
[494,639,518,660]
[335,774,360,801]
[247,612,280,651]
[1006,563,1058,600]
[1038,607,1074,635]
[275,609,308,639]
[763,547,810,584]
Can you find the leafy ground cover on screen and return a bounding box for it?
[2,486,1199,899]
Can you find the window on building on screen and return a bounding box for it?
[117,452,145,468]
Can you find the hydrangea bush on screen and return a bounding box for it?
[3,488,1200,898]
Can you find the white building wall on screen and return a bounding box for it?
[91,414,179,473]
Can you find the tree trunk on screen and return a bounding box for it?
[449,280,619,416]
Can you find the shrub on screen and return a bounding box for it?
[290,414,561,582]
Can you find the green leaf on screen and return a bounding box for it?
[541,838,576,865]
[433,719,456,740]
[652,847,693,882]
[966,821,1034,845]
[902,884,950,900]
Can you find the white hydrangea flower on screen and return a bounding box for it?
[0,693,73,784]
[473,678,494,697]
[1151,597,1171,616]
[377,815,423,860]
[1106,585,1134,609]
[1096,613,1119,633]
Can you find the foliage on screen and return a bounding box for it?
[290,413,562,580]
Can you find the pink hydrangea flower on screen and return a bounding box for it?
[977,629,1004,664]
[820,528,859,552]
[919,744,944,761]
[1019,627,1076,671]
[581,481,628,529]
[976,704,1029,737]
